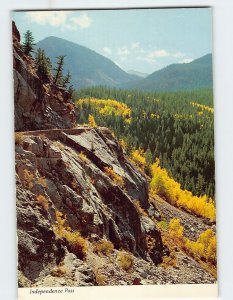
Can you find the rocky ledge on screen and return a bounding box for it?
[13,21,76,131]
[16,126,166,287]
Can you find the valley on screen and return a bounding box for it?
[13,19,217,288]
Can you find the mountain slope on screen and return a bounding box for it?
[127,70,149,78]
[123,54,213,92]
[13,22,216,288]
[37,36,139,89]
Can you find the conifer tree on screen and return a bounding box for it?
[53,55,66,85]
[35,48,52,78]
[68,85,74,98]
[63,71,71,88]
[22,30,35,56]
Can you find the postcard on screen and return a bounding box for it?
[13,7,217,298]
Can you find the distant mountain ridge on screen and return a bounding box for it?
[127,70,149,78]
[37,36,139,89]
[122,54,213,92]
[37,36,212,92]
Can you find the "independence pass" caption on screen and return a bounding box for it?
[30,288,75,295]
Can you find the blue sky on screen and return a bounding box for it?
[12,8,212,74]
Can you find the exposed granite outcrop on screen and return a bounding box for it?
[13,21,76,131]
[16,127,164,286]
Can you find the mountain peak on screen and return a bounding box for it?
[123,53,213,92]
[37,36,138,89]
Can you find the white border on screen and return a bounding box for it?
[1,1,233,299]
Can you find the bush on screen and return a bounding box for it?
[94,268,107,286]
[37,176,47,188]
[22,169,34,189]
[131,149,146,171]
[94,240,114,256]
[51,264,68,277]
[88,114,97,127]
[53,210,87,260]
[186,229,217,263]
[79,151,87,162]
[169,218,184,240]
[161,252,177,269]
[15,132,25,145]
[104,166,124,188]
[150,158,216,221]
[157,220,169,231]
[133,200,147,216]
[36,195,49,211]
[117,251,134,271]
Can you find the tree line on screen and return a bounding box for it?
[75,87,215,199]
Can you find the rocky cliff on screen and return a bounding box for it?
[16,127,167,286]
[14,21,216,287]
[13,21,167,286]
[13,21,76,131]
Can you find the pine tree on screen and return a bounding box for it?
[22,30,35,56]
[63,71,71,88]
[35,48,52,78]
[68,85,75,98]
[53,55,66,85]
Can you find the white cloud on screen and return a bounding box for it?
[131,42,140,50]
[136,56,156,64]
[136,49,188,64]
[118,46,130,57]
[25,11,92,30]
[120,56,127,62]
[179,58,193,64]
[102,47,112,56]
[173,52,185,58]
[69,13,92,29]
[25,11,69,27]
[148,49,170,60]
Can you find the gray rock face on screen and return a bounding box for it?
[12,21,76,131]
[16,127,164,286]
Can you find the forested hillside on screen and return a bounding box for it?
[122,54,213,92]
[75,87,215,199]
[14,19,217,288]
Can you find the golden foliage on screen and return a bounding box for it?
[186,229,217,263]
[53,210,87,260]
[37,176,47,188]
[160,217,216,275]
[117,251,134,271]
[36,195,49,211]
[77,98,132,124]
[88,114,97,127]
[150,158,216,221]
[146,235,158,255]
[104,166,124,188]
[119,139,127,150]
[191,102,214,113]
[51,264,68,277]
[79,151,87,162]
[22,169,34,189]
[131,149,146,171]
[160,252,177,269]
[94,268,107,286]
[93,239,114,256]
[133,200,147,216]
[15,132,25,145]
[169,218,184,240]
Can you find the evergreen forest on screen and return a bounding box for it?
[74,87,215,200]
